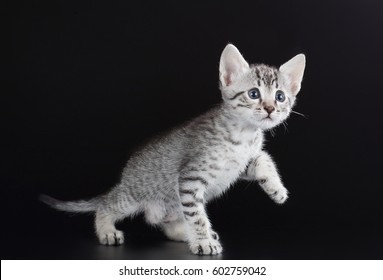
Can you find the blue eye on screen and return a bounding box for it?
[275,90,285,102]
[248,88,260,99]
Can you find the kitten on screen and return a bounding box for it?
[41,44,306,255]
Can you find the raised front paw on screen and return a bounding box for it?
[258,179,289,204]
[270,186,288,204]
[190,238,223,255]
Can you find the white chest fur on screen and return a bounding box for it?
[204,129,263,201]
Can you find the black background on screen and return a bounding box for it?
[3,0,383,259]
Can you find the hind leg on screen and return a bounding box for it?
[162,219,188,242]
[95,210,126,245]
[144,201,187,241]
[160,211,188,242]
[95,188,142,246]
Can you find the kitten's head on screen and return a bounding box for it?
[219,44,306,130]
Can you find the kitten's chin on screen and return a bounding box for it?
[255,117,282,130]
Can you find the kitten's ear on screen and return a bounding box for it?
[279,54,306,95]
[219,44,249,87]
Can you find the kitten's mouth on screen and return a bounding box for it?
[263,116,273,120]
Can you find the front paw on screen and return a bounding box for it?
[190,238,223,255]
[259,179,289,204]
[270,186,288,204]
[98,230,125,245]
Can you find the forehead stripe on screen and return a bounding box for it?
[229,91,245,100]
[252,65,279,87]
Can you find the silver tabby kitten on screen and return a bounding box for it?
[41,44,306,255]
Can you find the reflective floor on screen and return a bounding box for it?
[2,197,382,260]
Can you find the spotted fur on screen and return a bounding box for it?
[41,44,306,255]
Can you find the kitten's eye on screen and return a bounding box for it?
[248,88,260,99]
[275,90,285,102]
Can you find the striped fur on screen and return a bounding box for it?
[41,44,305,255]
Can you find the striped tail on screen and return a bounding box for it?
[40,194,100,213]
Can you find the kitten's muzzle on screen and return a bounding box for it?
[264,105,275,114]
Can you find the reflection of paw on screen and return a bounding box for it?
[258,179,289,204]
[190,238,223,255]
[98,230,124,245]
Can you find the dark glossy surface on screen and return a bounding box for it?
[3,0,383,260]
[2,184,382,260]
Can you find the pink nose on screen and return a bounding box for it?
[264,105,275,114]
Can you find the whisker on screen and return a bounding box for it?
[243,181,253,191]
[282,121,289,133]
[269,128,276,137]
[291,110,308,118]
